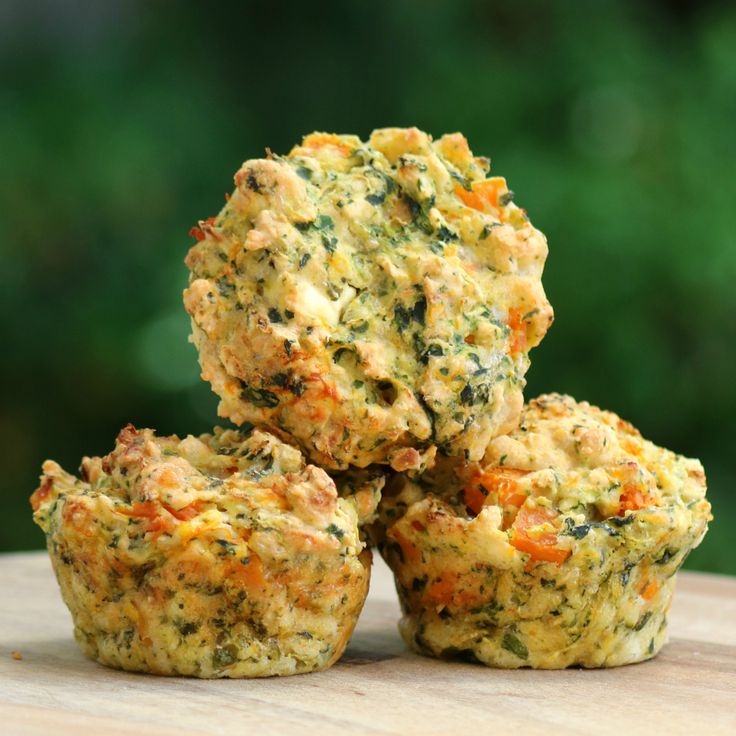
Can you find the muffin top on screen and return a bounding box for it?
[379,393,710,568]
[473,392,708,523]
[32,424,379,567]
[184,128,552,471]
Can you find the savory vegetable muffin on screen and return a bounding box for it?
[30,425,376,678]
[184,127,553,471]
[378,393,711,668]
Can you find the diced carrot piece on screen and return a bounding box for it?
[231,553,265,590]
[119,501,174,536]
[463,482,487,516]
[618,484,656,515]
[189,226,205,241]
[454,177,508,211]
[508,308,528,355]
[119,501,160,519]
[427,575,456,606]
[473,178,506,208]
[162,502,201,521]
[454,184,484,211]
[510,505,570,565]
[426,572,479,607]
[640,579,659,601]
[463,467,528,515]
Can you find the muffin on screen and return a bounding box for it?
[184,127,553,471]
[30,424,377,677]
[377,393,711,668]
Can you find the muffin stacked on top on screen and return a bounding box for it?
[183,128,552,471]
[32,128,710,676]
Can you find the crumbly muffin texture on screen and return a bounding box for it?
[378,394,711,668]
[31,425,375,677]
[184,128,552,471]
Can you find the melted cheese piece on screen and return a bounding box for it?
[31,425,380,678]
[184,128,553,470]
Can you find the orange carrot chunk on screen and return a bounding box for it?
[510,505,571,565]
[508,308,528,355]
[640,579,660,601]
[162,502,201,521]
[618,484,656,515]
[454,177,508,211]
[463,467,528,515]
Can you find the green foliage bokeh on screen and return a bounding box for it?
[2,0,734,572]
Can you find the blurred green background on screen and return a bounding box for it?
[2,0,734,573]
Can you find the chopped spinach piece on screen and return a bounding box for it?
[421,343,444,363]
[322,233,337,254]
[296,165,312,181]
[216,278,235,297]
[179,622,199,636]
[563,517,591,540]
[240,383,279,408]
[212,644,238,669]
[290,379,306,397]
[656,548,676,565]
[315,214,334,230]
[460,382,490,406]
[460,383,474,405]
[326,523,345,540]
[271,372,289,388]
[366,192,385,206]
[394,303,412,330]
[501,632,528,660]
[332,347,351,363]
[412,297,427,324]
[610,514,635,528]
[436,225,458,241]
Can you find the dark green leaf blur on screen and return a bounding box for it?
[2,0,734,573]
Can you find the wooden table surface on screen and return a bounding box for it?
[1,552,734,736]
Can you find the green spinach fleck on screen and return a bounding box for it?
[501,632,528,660]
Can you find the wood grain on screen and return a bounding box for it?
[1,552,734,736]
